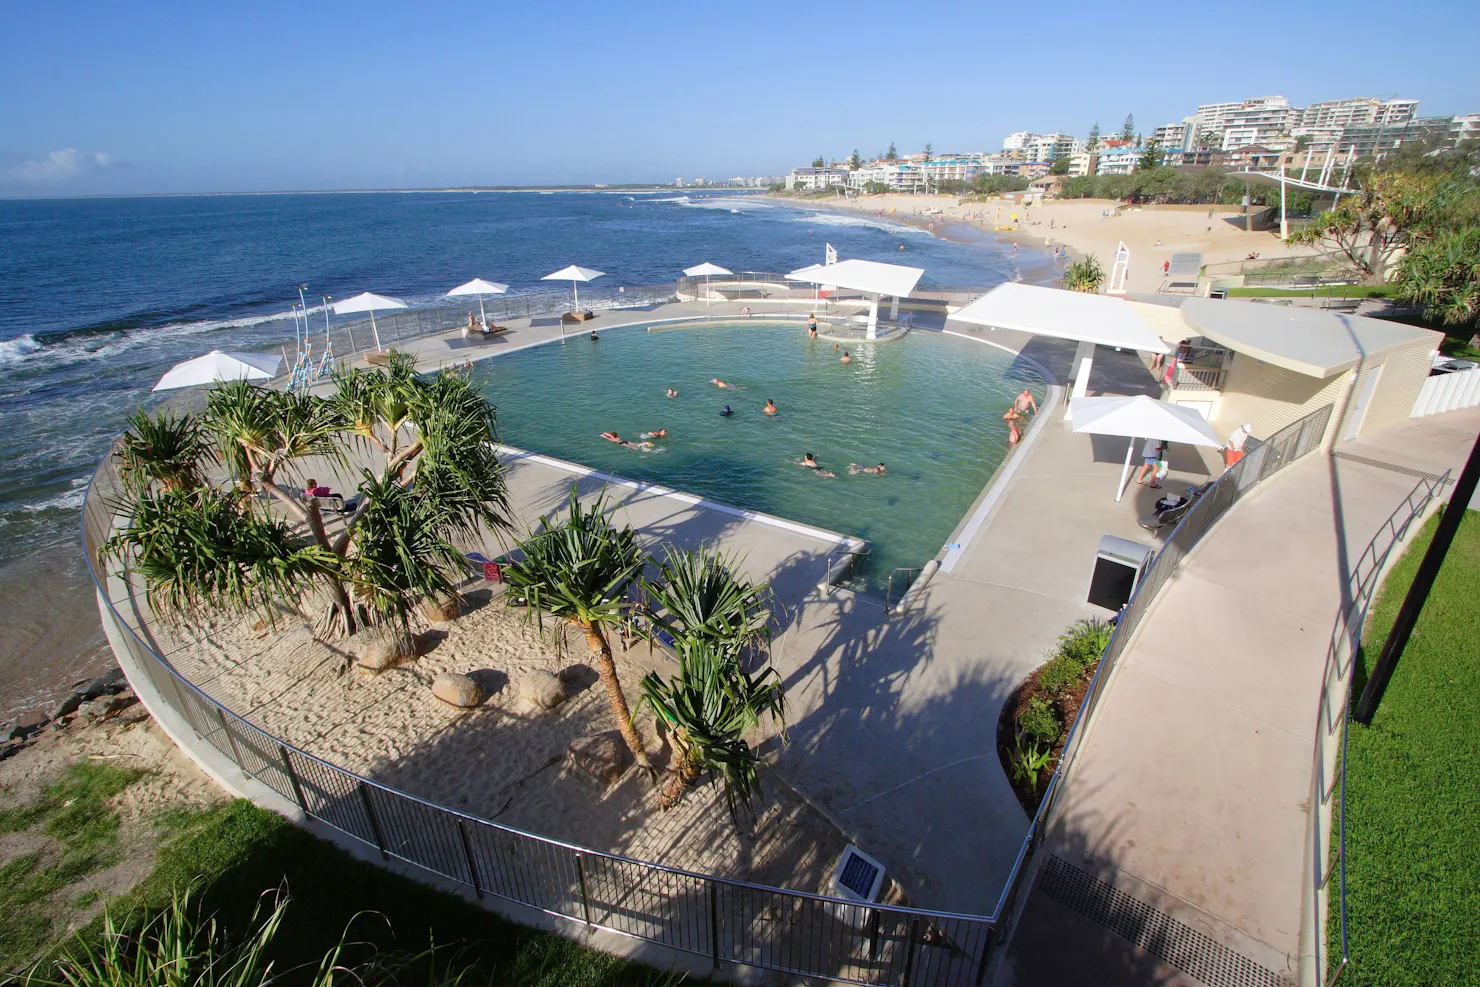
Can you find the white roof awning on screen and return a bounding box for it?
[951,282,1171,354]
[785,258,924,298]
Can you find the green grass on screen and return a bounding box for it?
[1225,285,1396,298]
[110,799,702,987]
[1337,508,1480,987]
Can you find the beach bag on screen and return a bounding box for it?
[1155,458,1170,480]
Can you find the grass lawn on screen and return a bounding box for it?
[1338,507,1480,987]
[1225,285,1396,298]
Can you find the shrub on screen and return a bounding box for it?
[1057,618,1111,672]
[1036,653,1085,695]
[1008,739,1053,790]
[1016,696,1061,746]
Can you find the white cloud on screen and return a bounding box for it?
[5,148,113,184]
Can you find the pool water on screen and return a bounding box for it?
[471,322,1043,590]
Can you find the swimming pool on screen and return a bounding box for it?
[471,322,1044,590]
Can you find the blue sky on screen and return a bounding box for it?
[3,0,1478,196]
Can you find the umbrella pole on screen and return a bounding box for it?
[1116,438,1135,502]
[574,282,580,313]
[478,295,487,326]
[370,311,383,352]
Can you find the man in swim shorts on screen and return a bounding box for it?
[840,352,852,364]
[764,399,777,416]
[1012,387,1038,416]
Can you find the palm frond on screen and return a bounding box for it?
[642,546,772,657]
[115,408,215,495]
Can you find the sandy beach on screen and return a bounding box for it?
[765,192,1325,291]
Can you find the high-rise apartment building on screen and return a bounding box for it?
[1151,117,1198,151]
[1001,132,1081,161]
[1194,96,1295,150]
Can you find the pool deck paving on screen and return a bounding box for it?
[320,300,1232,913]
[996,405,1480,986]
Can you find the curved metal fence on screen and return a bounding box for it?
[82,387,1334,985]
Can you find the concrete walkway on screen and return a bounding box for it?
[997,406,1480,985]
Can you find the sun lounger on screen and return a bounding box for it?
[462,322,510,337]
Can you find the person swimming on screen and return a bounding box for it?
[764,399,777,416]
[639,428,669,440]
[719,405,733,417]
[794,453,836,478]
[840,351,852,364]
[590,331,599,341]
[600,431,627,445]
[1012,387,1038,416]
[666,388,678,398]
[848,463,887,475]
[711,378,735,389]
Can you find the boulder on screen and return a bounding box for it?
[82,667,128,699]
[519,670,567,710]
[354,627,417,672]
[431,672,485,709]
[52,692,86,719]
[79,693,137,720]
[568,731,632,788]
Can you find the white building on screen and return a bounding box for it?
[786,167,850,191]
[1066,151,1097,177]
[1002,132,1081,161]
[1094,145,1141,176]
[1152,117,1198,152]
[1195,96,1295,150]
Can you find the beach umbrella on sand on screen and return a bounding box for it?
[541,265,604,313]
[1070,395,1221,502]
[153,350,282,391]
[332,291,408,352]
[683,262,732,305]
[446,277,509,326]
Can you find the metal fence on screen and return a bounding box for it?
[1305,469,1449,985]
[81,397,1335,984]
[990,404,1335,943]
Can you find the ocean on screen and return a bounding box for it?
[0,189,1053,718]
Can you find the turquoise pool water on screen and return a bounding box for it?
[471,322,1043,590]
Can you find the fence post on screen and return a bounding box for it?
[709,879,721,969]
[279,745,309,813]
[456,819,482,899]
[974,922,995,987]
[868,908,881,960]
[358,781,389,859]
[216,707,246,770]
[576,852,594,928]
[901,918,921,987]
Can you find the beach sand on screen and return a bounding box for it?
[153,585,849,894]
[766,192,1323,290]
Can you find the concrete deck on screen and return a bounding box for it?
[997,406,1480,985]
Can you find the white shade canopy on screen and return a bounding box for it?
[785,258,924,299]
[331,291,408,315]
[153,350,282,392]
[542,265,605,283]
[683,262,732,277]
[447,278,510,297]
[952,282,1170,353]
[1070,395,1221,446]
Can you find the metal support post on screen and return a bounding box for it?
[709,880,721,968]
[576,853,594,928]
[279,745,308,813]
[457,820,482,899]
[357,781,389,859]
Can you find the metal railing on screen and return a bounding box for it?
[81,445,996,986]
[1307,470,1449,985]
[987,404,1335,952]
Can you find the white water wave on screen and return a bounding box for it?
[792,212,932,236]
[0,335,44,366]
[5,478,90,518]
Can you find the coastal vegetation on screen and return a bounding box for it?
[998,619,1112,812]
[1061,255,1106,293]
[104,356,509,638]
[1339,509,1480,986]
[1057,166,1296,206]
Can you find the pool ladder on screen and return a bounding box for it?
[821,545,870,589]
[885,567,921,613]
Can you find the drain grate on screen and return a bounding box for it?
[1331,451,1449,483]
[1038,856,1288,987]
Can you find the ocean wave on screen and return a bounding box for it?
[0,335,44,366]
[792,212,932,236]
[5,478,90,517]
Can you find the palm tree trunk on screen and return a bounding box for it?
[579,620,652,773]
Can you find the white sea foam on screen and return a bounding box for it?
[792,212,932,236]
[9,478,90,516]
[0,335,44,366]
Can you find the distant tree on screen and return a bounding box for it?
[1397,225,1480,326]
[811,156,825,168]
[847,149,861,170]
[863,181,890,195]
[1050,157,1072,175]
[1120,115,1135,142]
[1138,139,1163,171]
[925,142,933,158]
[886,142,898,161]
[1086,122,1101,152]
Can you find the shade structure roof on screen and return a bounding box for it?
[332,291,408,315]
[683,262,732,277]
[542,265,605,283]
[1178,297,1441,378]
[153,350,282,392]
[950,282,1171,354]
[1070,395,1221,447]
[447,278,509,297]
[785,258,924,298]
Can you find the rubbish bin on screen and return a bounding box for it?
[1088,535,1153,612]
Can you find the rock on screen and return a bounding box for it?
[82,667,128,699]
[0,741,24,761]
[568,731,632,788]
[430,672,484,709]
[79,693,137,720]
[519,670,567,710]
[417,594,462,623]
[52,692,86,719]
[354,627,417,672]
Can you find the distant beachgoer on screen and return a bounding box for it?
[590,331,599,341]
[601,432,629,446]
[1150,348,1166,373]
[742,306,752,317]
[807,314,818,337]
[1222,424,1253,469]
[849,463,886,475]
[305,479,331,498]
[719,405,733,417]
[466,312,478,329]
[832,344,840,351]
[764,399,777,416]
[841,352,852,364]
[1012,387,1038,416]
[1003,408,1025,446]
[1136,438,1168,488]
[711,378,731,389]
[795,453,836,478]
[666,388,678,398]
[639,428,669,440]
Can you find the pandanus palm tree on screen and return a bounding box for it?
[637,548,786,815]
[114,408,216,495]
[502,488,653,773]
[1062,255,1106,294]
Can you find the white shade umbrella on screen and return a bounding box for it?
[332,291,408,352]
[683,262,732,305]
[446,278,509,326]
[153,350,282,392]
[541,265,604,312]
[1070,395,1220,501]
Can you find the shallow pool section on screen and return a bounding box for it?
[472,322,1043,589]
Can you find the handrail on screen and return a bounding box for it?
[884,567,922,613]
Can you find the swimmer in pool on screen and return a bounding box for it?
[832,344,840,351]
[590,331,599,341]
[764,399,777,416]
[719,405,734,417]
[666,388,678,398]
[840,352,852,364]
[793,453,836,478]
[601,431,633,447]
[849,463,887,475]
[711,378,735,390]
[639,428,669,440]
[806,314,818,336]
[1012,387,1038,416]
